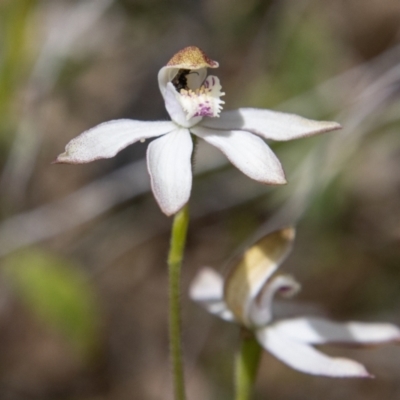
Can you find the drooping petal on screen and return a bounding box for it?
[222,228,295,327]
[201,108,341,141]
[249,274,300,327]
[147,128,193,216]
[189,267,236,322]
[191,126,286,185]
[256,327,372,378]
[268,317,400,345]
[55,120,176,164]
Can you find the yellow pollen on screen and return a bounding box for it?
[180,85,211,96]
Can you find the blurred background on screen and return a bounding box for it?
[0,0,400,399]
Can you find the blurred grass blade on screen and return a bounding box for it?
[3,249,101,361]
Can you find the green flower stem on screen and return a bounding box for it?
[168,204,190,400]
[235,330,263,400]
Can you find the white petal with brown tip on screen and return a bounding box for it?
[269,317,400,345]
[147,128,193,216]
[191,126,286,185]
[256,327,372,378]
[55,120,175,164]
[201,108,341,141]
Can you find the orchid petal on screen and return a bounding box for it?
[147,128,193,216]
[222,228,295,327]
[191,126,286,184]
[158,66,178,98]
[256,327,372,378]
[201,108,341,141]
[269,317,400,345]
[55,120,175,164]
[163,83,202,128]
[189,267,236,322]
[249,275,300,327]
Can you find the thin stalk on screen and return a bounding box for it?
[235,330,263,400]
[168,204,190,400]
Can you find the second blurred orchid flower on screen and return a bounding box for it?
[55,46,341,216]
[190,228,400,378]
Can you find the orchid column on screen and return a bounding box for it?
[55,46,341,400]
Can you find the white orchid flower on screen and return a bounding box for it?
[190,228,400,378]
[55,46,341,216]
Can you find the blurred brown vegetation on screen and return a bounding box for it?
[0,0,400,399]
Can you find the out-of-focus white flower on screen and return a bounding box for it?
[190,228,400,378]
[55,46,341,216]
